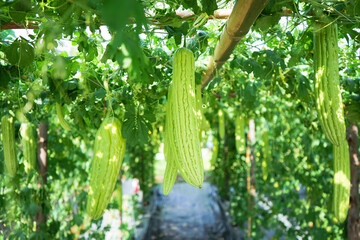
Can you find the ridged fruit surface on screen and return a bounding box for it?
[163,86,178,195]
[20,123,37,173]
[235,114,245,154]
[210,137,219,166]
[169,48,204,187]
[314,23,346,146]
[1,116,18,177]
[86,117,126,219]
[333,140,350,223]
[195,84,209,139]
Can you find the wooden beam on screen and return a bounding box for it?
[1,5,287,31]
[0,9,232,30]
[201,0,269,90]
[175,9,232,20]
[0,22,39,30]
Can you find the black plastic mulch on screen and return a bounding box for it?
[144,182,238,240]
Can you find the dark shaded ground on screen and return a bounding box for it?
[144,182,237,240]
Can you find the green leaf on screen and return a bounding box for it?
[93,88,107,103]
[165,22,189,45]
[101,0,147,32]
[0,65,11,87]
[206,77,221,90]
[143,110,156,123]
[14,0,31,12]
[9,10,26,23]
[101,43,117,63]
[5,40,34,67]
[137,117,152,145]
[254,15,281,31]
[243,81,257,109]
[198,0,217,15]
[28,203,39,217]
[297,74,311,102]
[122,104,153,146]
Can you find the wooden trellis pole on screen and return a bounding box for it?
[201,0,269,90]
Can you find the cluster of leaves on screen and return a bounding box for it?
[205,3,359,238]
[0,0,220,238]
[0,0,359,239]
[208,92,347,239]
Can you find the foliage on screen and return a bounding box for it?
[0,0,359,239]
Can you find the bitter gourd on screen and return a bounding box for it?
[86,117,126,219]
[56,103,72,131]
[314,23,346,146]
[235,114,245,154]
[169,48,204,187]
[333,141,350,223]
[1,116,18,177]
[20,123,37,173]
[163,86,178,195]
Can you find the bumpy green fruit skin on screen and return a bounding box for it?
[86,117,126,219]
[20,123,37,174]
[313,23,345,146]
[218,109,225,140]
[56,103,72,131]
[261,130,270,181]
[195,84,210,139]
[169,48,204,187]
[163,86,178,195]
[235,114,245,154]
[210,137,219,166]
[333,141,350,223]
[1,116,18,177]
[313,23,350,223]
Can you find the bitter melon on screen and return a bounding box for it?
[235,114,245,154]
[333,141,350,223]
[20,123,37,173]
[1,116,18,177]
[314,23,346,146]
[163,86,178,195]
[169,48,204,187]
[86,117,126,219]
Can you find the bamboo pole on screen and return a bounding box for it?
[201,0,269,90]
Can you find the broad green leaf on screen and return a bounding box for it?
[5,40,34,67]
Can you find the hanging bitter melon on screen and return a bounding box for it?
[313,23,346,146]
[313,23,350,223]
[86,117,126,219]
[163,86,178,195]
[1,116,18,177]
[235,114,245,154]
[333,141,350,223]
[20,123,37,173]
[168,48,204,188]
[56,103,72,131]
